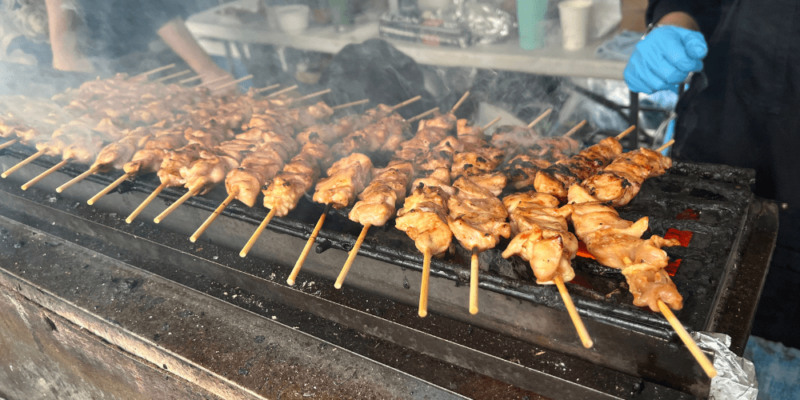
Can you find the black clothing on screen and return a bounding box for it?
[647,0,800,348]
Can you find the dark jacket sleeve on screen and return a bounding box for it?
[646,0,723,39]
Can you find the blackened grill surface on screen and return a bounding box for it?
[0,144,755,333]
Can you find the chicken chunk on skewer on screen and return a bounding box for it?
[582,147,673,207]
[534,136,624,198]
[312,153,373,209]
[349,160,415,227]
[447,176,511,252]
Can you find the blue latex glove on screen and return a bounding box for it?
[624,26,708,94]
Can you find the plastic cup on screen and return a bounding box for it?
[517,0,548,50]
[558,0,593,51]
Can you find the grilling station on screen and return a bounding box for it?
[0,3,776,400]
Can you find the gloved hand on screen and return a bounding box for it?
[624,25,708,94]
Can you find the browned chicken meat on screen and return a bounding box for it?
[568,184,682,311]
[582,148,673,207]
[222,132,300,207]
[312,153,373,209]
[123,133,186,175]
[446,176,511,252]
[534,136,623,198]
[501,191,578,284]
[262,139,331,216]
[331,114,409,157]
[157,143,206,187]
[181,154,240,195]
[287,101,334,130]
[92,127,152,172]
[349,160,415,226]
[395,184,453,255]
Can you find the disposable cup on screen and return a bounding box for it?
[517,0,548,50]
[558,0,593,51]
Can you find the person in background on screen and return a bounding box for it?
[41,0,234,92]
[624,1,800,349]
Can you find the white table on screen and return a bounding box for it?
[185,0,627,80]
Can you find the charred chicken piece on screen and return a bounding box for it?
[261,139,330,216]
[92,127,152,172]
[395,183,453,256]
[534,136,623,198]
[312,153,373,209]
[446,176,511,252]
[123,133,187,175]
[180,154,240,195]
[582,148,673,207]
[568,184,682,311]
[349,160,415,226]
[157,143,206,187]
[331,114,409,157]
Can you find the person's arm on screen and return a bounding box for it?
[646,0,721,38]
[157,18,235,94]
[45,0,93,72]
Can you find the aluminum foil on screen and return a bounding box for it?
[453,0,512,45]
[692,332,758,400]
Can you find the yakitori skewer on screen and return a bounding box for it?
[0,139,17,150]
[239,98,424,258]
[88,172,130,205]
[255,84,281,94]
[2,150,43,178]
[153,69,192,83]
[198,75,232,88]
[293,89,332,103]
[21,159,69,190]
[56,164,100,193]
[287,203,332,286]
[134,63,177,79]
[178,74,206,85]
[332,99,370,111]
[153,186,201,223]
[657,300,718,378]
[126,182,167,223]
[211,74,253,91]
[527,108,552,128]
[266,85,299,98]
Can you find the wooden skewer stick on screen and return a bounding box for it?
[407,107,439,123]
[294,89,331,103]
[88,173,130,205]
[469,248,480,315]
[554,275,594,348]
[240,208,277,258]
[2,150,44,178]
[134,63,176,78]
[564,120,588,138]
[266,85,299,98]
[450,91,470,114]
[332,99,370,111]
[152,69,192,83]
[178,74,205,84]
[527,108,553,128]
[482,116,502,131]
[153,187,201,224]
[616,125,636,140]
[198,75,231,88]
[334,223,370,289]
[657,300,717,378]
[212,74,253,90]
[255,84,281,93]
[419,249,433,318]
[0,139,17,150]
[656,139,675,153]
[21,159,69,190]
[56,165,99,193]
[389,95,422,111]
[126,182,167,224]
[190,191,238,243]
[287,203,331,286]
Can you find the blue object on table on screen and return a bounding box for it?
[744,336,800,400]
[595,30,642,61]
[623,25,707,94]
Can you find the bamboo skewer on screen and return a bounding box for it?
[88,173,130,205]
[255,84,281,93]
[334,223,370,289]
[389,95,422,111]
[657,300,718,378]
[199,75,232,88]
[134,63,176,79]
[287,203,331,286]
[126,182,167,223]
[190,190,238,242]
[656,139,675,152]
[2,150,44,178]
[554,275,594,348]
[419,249,432,318]
[469,248,480,315]
[527,108,553,128]
[212,74,253,91]
[294,89,331,103]
[450,91,470,114]
[483,116,502,131]
[152,69,192,83]
[266,85,299,98]
[616,125,636,140]
[153,187,201,224]
[178,74,205,85]
[21,159,69,190]
[240,208,277,258]
[56,165,99,193]
[564,120,588,138]
[0,139,17,150]
[332,99,370,111]
[407,107,439,123]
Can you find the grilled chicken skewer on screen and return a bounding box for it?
[238,98,424,258]
[285,107,440,284]
[533,125,633,198]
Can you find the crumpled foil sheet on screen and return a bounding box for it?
[692,332,758,400]
[452,0,512,45]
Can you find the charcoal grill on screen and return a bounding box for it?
[0,135,777,399]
